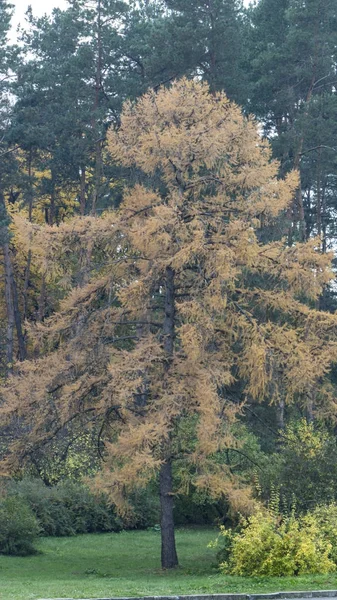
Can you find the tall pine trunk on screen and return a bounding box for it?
[80,166,86,215]
[91,0,103,215]
[1,192,26,371]
[160,266,178,569]
[3,241,14,372]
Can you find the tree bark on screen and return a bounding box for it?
[3,242,14,373]
[163,266,175,355]
[306,389,315,423]
[159,265,178,569]
[276,397,285,431]
[50,172,56,226]
[23,249,32,321]
[290,73,316,243]
[159,459,178,569]
[91,0,103,215]
[80,166,86,215]
[38,275,46,322]
[12,269,26,361]
[23,151,34,322]
[1,192,26,369]
[27,149,34,222]
[322,182,327,254]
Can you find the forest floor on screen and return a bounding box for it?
[1,527,337,600]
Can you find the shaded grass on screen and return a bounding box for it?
[1,527,337,600]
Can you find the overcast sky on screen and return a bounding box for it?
[11,0,251,33]
[11,0,68,33]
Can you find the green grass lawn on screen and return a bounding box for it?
[1,527,337,600]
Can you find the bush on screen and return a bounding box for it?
[256,421,337,512]
[58,480,124,534]
[215,507,335,576]
[311,504,337,565]
[174,491,229,526]
[8,478,123,536]
[0,496,40,556]
[128,487,159,529]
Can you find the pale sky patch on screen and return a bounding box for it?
[11,0,251,34]
[11,0,68,35]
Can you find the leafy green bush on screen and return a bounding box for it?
[58,480,124,534]
[128,487,159,529]
[8,478,123,536]
[8,478,160,536]
[0,496,40,556]
[214,507,335,576]
[256,420,337,512]
[311,504,337,565]
[174,490,229,526]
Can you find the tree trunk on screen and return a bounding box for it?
[92,139,102,215]
[276,397,285,431]
[322,182,327,254]
[23,248,32,321]
[3,242,14,373]
[38,275,46,322]
[159,460,178,569]
[293,153,306,242]
[316,149,322,241]
[27,149,34,222]
[290,74,316,243]
[159,265,178,569]
[306,389,315,423]
[24,151,34,322]
[163,266,175,355]
[91,0,103,215]
[80,166,86,215]
[3,244,26,365]
[1,192,26,369]
[12,269,26,361]
[50,173,56,226]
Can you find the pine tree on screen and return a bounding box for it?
[2,79,337,568]
[246,0,337,245]
[163,0,246,101]
[0,1,26,374]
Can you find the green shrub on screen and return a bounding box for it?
[214,507,335,576]
[174,491,229,526]
[0,496,40,556]
[8,478,123,536]
[9,479,76,536]
[311,504,337,565]
[57,480,123,534]
[128,487,159,529]
[256,421,337,512]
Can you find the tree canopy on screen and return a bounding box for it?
[2,78,337,567]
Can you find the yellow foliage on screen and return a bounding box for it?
[217,507,335,576]
[1,78,337,519]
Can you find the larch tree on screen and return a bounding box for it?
[2,79,337,568]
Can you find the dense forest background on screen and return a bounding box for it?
[1,0,337,551]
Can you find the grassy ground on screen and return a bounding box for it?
[1,527,337,600]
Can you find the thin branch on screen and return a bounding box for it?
[227,447,263,470]
[300,144,337,157]
[0,146,19,158]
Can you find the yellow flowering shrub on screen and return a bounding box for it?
[216,508,335,576]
